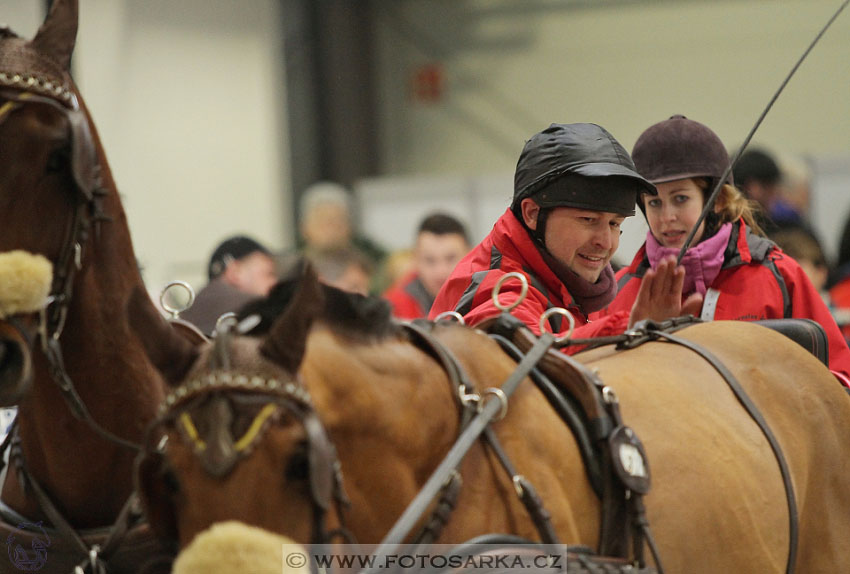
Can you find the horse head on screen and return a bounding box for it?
[0,0,201,535]
[137,262,346,548]
[0,252,52,404]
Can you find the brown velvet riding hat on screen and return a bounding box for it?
[631,115,733,186]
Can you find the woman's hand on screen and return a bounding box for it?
[628,255,704,329]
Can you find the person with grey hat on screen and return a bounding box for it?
[429,122,702,341]
[181,235,279,335]
[596,114,850,384]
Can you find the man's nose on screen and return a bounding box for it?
[593,225,614,250]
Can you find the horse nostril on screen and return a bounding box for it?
[0,339,29,392]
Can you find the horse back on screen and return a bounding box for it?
[577,320,850,572]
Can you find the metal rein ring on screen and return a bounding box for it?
[433,311,466,325]
[477,387,509,422]
[491,272,529,312]
[539,307,576,344]
[159,281,196,319]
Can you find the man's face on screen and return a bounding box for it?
[415,232,470,297]
[522,199,624,283]
[301,203,352,250]
[227,252,278,296]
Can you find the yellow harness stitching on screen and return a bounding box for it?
[179,412,206,451]
[178,403,280,453]
[235,404,279,452]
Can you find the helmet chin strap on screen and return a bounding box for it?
[532,207,551,248]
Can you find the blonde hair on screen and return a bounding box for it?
[695,178,766,236]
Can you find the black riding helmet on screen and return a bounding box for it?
[511,123,655,246]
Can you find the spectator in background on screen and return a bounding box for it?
[733,147,811,234]
[733,148,782,218]
[307,247,374,296]
[777,152,814,226]
[298,181,388,292]
[828,211,850,339]
[770,227,830,295]
[181,235,278,334]
[383,213,471,319]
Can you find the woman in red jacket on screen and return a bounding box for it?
[596,115,850,383]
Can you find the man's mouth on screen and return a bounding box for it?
[578,253,606,267]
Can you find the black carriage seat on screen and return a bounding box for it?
[754,318,828,366]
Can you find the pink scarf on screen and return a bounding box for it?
[645,222,732,296]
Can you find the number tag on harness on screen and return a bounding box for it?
[609,425,651,494]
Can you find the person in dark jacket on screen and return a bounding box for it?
[429,122,702,343]
[181,235,278,334]
[383,212,470,319]
[594,114,850,385]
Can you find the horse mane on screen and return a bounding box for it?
[236,266,403,342]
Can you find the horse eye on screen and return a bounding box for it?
[286,442,310,481]
[46,145,70,173]
[163,468,181,494]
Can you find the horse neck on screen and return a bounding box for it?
[7,180,169,527]
[304,329,463,543]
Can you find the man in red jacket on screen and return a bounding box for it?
[383,213,470,319]
[429,123,702,341]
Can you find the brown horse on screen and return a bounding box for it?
[0,1,197,572]
[138,264,850,573]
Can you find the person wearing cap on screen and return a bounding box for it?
[429,122,701,342]
[181,235,279,335]
[595,114,850,384]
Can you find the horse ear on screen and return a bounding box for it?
[260,261,325,372]
[31,0,78,71]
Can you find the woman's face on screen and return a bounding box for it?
[643,179,706,248]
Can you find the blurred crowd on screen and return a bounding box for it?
[167,144,850,349]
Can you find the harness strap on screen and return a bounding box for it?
[481,426,560,545]
[647,328,798,574]
[410,471,463,547]
[43,337,141,452]
[10,433,140,574]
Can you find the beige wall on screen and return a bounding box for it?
[4,0,290,293]
[375,0,850,172]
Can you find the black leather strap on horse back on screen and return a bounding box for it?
[489,332,604,499]
[648,328,798,574]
